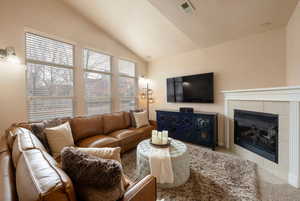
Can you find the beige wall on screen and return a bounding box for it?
[287,1,300,85]
[0,62,27,136]
[148,28,286,145]
[0,0,147,135]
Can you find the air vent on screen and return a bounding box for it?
[180,0,195,14]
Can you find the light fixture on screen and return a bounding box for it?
[139,76,154,119]
[0,47,21,64]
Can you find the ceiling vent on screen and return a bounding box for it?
[180,0,195,14]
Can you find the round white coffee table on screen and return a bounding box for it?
[136,138,190,188]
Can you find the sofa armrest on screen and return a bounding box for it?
[0,135,9,154]
[149,120,157,128]
[122,175,156,201]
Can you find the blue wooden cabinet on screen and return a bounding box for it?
[156,110,218,150]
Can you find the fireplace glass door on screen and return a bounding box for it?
[234,109,278,163]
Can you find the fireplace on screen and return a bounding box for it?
[234,109,278,163]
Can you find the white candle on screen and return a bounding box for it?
[162,130,168,144]
[162,136,168,144]
[152,130,161,144]
[158,132,162,144]
[162,130,168,138]
[151,130,157,141]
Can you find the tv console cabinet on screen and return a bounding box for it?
[156,110,218,150]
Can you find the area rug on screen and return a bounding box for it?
[122,143,259,201]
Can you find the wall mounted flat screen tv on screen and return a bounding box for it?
[167,72,214,103]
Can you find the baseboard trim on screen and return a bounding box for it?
[288,173,300,188]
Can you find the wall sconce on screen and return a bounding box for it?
[0,47,21,64]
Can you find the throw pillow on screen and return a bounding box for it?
[44,121,74,158]
[133,111,149,128]
[77,147,129,189]
[31,122,51,152]
[130,109,143,128]
[30,117,71,153]
[61,147,124,201]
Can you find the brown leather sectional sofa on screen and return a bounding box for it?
[0,111,157,201]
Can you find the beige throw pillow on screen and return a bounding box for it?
[133,111,149,128]
[77,147,130,189]
[45,122,74,158]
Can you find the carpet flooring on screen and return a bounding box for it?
[122,143,259,201]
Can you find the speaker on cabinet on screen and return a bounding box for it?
[179,107,194,113]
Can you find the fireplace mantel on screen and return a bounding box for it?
[222,86,300,188]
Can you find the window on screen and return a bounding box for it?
[118,59,137,111]
[83,49,112,115]
[26,33,74,121]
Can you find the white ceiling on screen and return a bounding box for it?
[63,0,299,61]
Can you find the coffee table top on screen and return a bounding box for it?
[137,138,188,158]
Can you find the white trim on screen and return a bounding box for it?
[224,99,230,149]
[223,85,300,188]
[289,173,300,188]
[222,86,300,93]
[289,102,300,188]
[26,59,74,69]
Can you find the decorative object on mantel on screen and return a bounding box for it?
[222,86,300,188]
[0,47,20,64]
[139,77,154,119]
[124,143,259,201]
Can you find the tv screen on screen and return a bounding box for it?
[167,73,214,103]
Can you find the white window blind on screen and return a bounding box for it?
[83,49,112,115]
[118,59,137,111]
[26,32,74,121]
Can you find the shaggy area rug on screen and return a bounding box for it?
[122,143,259,201]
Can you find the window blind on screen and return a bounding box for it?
[119,59,135,77]
[118,59,137,111]
[83,49,112,115]
[26,32,74,121]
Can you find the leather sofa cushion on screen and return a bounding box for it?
[16,149,77,201]
[103,112,127,134]
[0,151,17,201]
[124,112,131,128]
[71,115,104,142]
[109,130,142,145]
[129,125,155,140]
[78,135,120,148]
[12,128,47,168]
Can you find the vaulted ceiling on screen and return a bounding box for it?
[63,0,299,61]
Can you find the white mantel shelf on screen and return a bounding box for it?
[222,86,300,102]
[222,86,300,188]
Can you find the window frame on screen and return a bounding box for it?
[25,32,76,121]
[118,58,138,111]
[83,48,113,115]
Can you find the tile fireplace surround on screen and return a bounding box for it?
[223,86,300,188]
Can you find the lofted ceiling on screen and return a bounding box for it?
[63,0,299,61]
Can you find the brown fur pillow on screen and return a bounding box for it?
[61,147,122,189]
